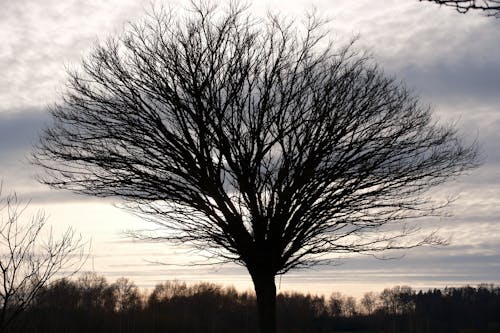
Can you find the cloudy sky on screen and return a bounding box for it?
[1,0,499,298]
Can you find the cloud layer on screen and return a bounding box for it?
[1,0,499,295]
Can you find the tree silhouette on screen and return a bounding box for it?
[421,0,500,16]
[111,277,142,312]
[33,3,479,333]
[0,187,85,332]
[16,276,500,333]
[360,292,377,315]
[76,272,115,312]
[329,292,345,318]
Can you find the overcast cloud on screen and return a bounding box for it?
[1,0,499,296]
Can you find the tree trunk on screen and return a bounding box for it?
[251,273,277,333]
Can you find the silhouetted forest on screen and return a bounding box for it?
[6,273,500,333]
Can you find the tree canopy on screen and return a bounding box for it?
[33,3,479,333]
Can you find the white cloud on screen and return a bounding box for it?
[0,0,149,112]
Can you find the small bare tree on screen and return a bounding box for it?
[328,292,344,317]
[33,3,479,333]
[360,291,378,315]
[421,0,500,16]
[0,188,85,332]
[111,277,142,312]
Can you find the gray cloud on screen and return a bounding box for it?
[280,248,500,291]
[397,61,500,105]
[0,108,47,153]
[0,109,45,195]
[0,109,91,203]
[340,1,500,106]
[1,0,499,294]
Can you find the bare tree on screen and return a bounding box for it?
[421,0,500,16]
[360,291,378,315]
[380,285,415,315]
[0,187,85,332]
[111,277,142,312]
[328,292,344,317]
[76,272,114,311]
[343,296,358,317]
[33,3,479,333]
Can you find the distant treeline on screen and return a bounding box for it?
[7,273,500,333]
